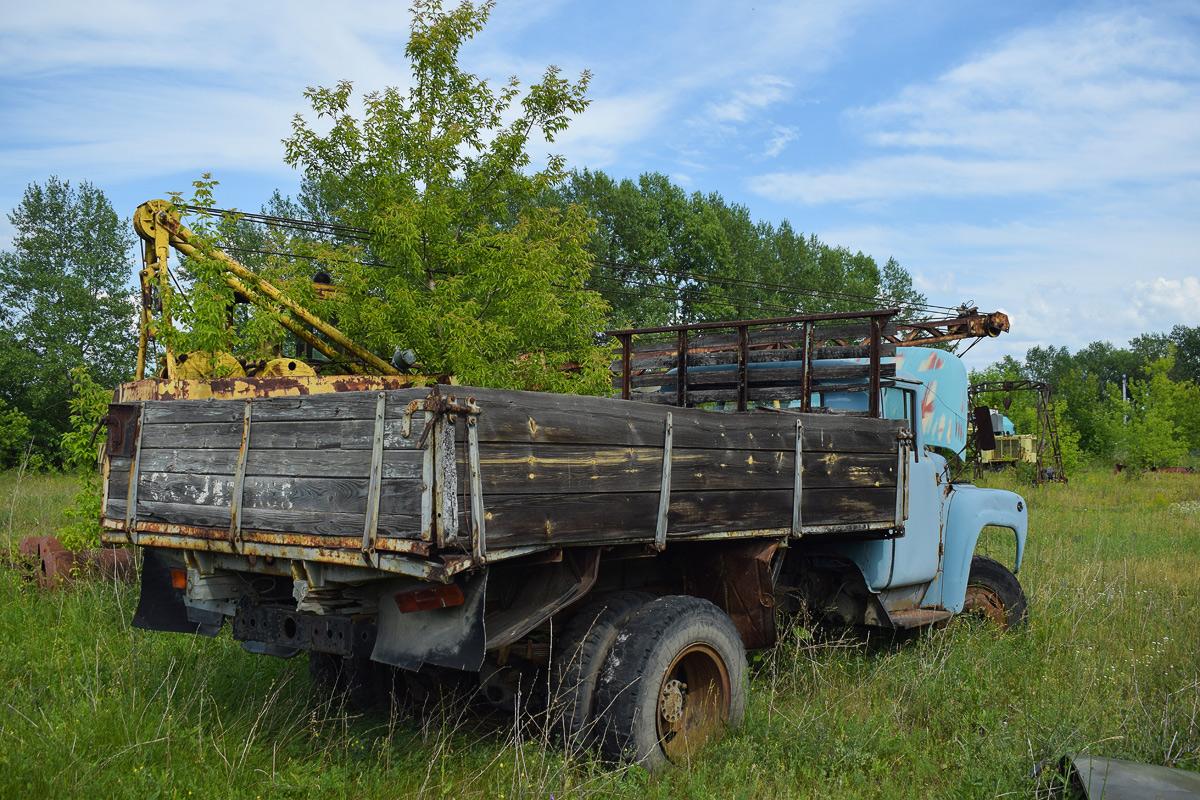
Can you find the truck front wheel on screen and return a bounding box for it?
[595,595,746,770]
[963,555,1027,631]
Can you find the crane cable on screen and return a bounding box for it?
[182,204,965,319]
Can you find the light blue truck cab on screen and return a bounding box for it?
[688,346,1030,629]
[813,347,1028,628]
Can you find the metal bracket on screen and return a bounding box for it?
[465,398,487,561]
[435,398,460,547]
[895,429,913,527]
[124,405,146,544]
[792,419,804,536]
[228,400,253,549]
[655,412,674,550]
[420,409,434,541]
[362,391,387,557]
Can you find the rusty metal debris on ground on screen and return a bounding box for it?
[17,536,135,590]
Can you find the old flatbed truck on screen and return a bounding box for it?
[98,202,1028,769]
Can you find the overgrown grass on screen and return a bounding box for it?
[1,466,1197,798]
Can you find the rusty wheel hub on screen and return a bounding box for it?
[963,584,1008,629]
[660,679,686,724]
[657,644,731,761]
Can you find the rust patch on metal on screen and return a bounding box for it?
[963,584,1010,629]
[17,536,135,590]
[113,374,450,403]
[682,539,780,649]
[373,537,433,556]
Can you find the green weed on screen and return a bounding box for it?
[0,466,1196,798]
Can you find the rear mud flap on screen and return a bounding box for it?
[132,548,220,637]
[371,573,487,672]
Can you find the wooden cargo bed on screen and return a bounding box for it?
[101,383,908,574]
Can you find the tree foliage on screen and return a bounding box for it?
[981,326,1200,469]
[550,169,927,329]
[0,177,136,465]
[56,367,111,549]
[265,0,609,393]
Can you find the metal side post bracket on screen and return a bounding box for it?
[362,391,387,559]
[420,409,434,541]
[465,398,486,561]
[792,419,804,537]
[894,429,912,527]
[655,412,674,550]
[436,401,460,547]
[124,405,146,544]
[228,399,253,549]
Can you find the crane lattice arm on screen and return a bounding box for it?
[132,200,400,380]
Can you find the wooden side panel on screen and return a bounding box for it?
[481,487,898,548]
[109,390,432,542]
[444,386,905,549]
[102,384,906,558]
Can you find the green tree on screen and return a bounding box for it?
[276,0,609,393]
[552,168,927,328]
[1168,324,1200,384]
[1116,355,1188,469]
[0,400,37,470]
[0,178,136,464]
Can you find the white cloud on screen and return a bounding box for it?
[1133,277,1200,322]
[818,205,1200,370]
[762,126,799,158]
[750,8,1200,205]
[0,2,414,84]
[707,76,792,123]
[548,92,674,168]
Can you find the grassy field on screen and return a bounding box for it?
[0,467,1197,799]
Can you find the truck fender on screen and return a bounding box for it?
[924,485,1027,614]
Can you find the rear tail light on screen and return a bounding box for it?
[393,583,465,613]
[170,568,187,590]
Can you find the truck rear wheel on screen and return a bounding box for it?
[595,595,746,770]
[549,590,653,749]
[309,652,405,713]
[963,555,1027,631]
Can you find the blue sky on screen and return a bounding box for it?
[2,0,1198,371]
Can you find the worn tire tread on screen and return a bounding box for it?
[549,590,653,748]
[594,595,746,769]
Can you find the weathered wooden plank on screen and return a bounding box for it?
[629,325,833,357]
[812,344,897,360]
[625,392,687,405]
[812,323,899,341]
[619,348,813,373]
[628,368,814,390]
[106,499,422,539]
[132,447,423,480]
[810,382,871,394]
[632,387,808,405]
[463,387,899,452]
[459,387,782,451]
[480,487,897,547]
[624,361,894,390]
[810,363,895,380]
[623,344,901,372]
[141,390,431,425]
[139,418,423,451]
[493,391,904,453]
[464,445,896,495]
[108,470,423,519]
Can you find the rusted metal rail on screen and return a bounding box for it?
[606,309,898,415]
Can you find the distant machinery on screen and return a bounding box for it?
[968,380,1067,486]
